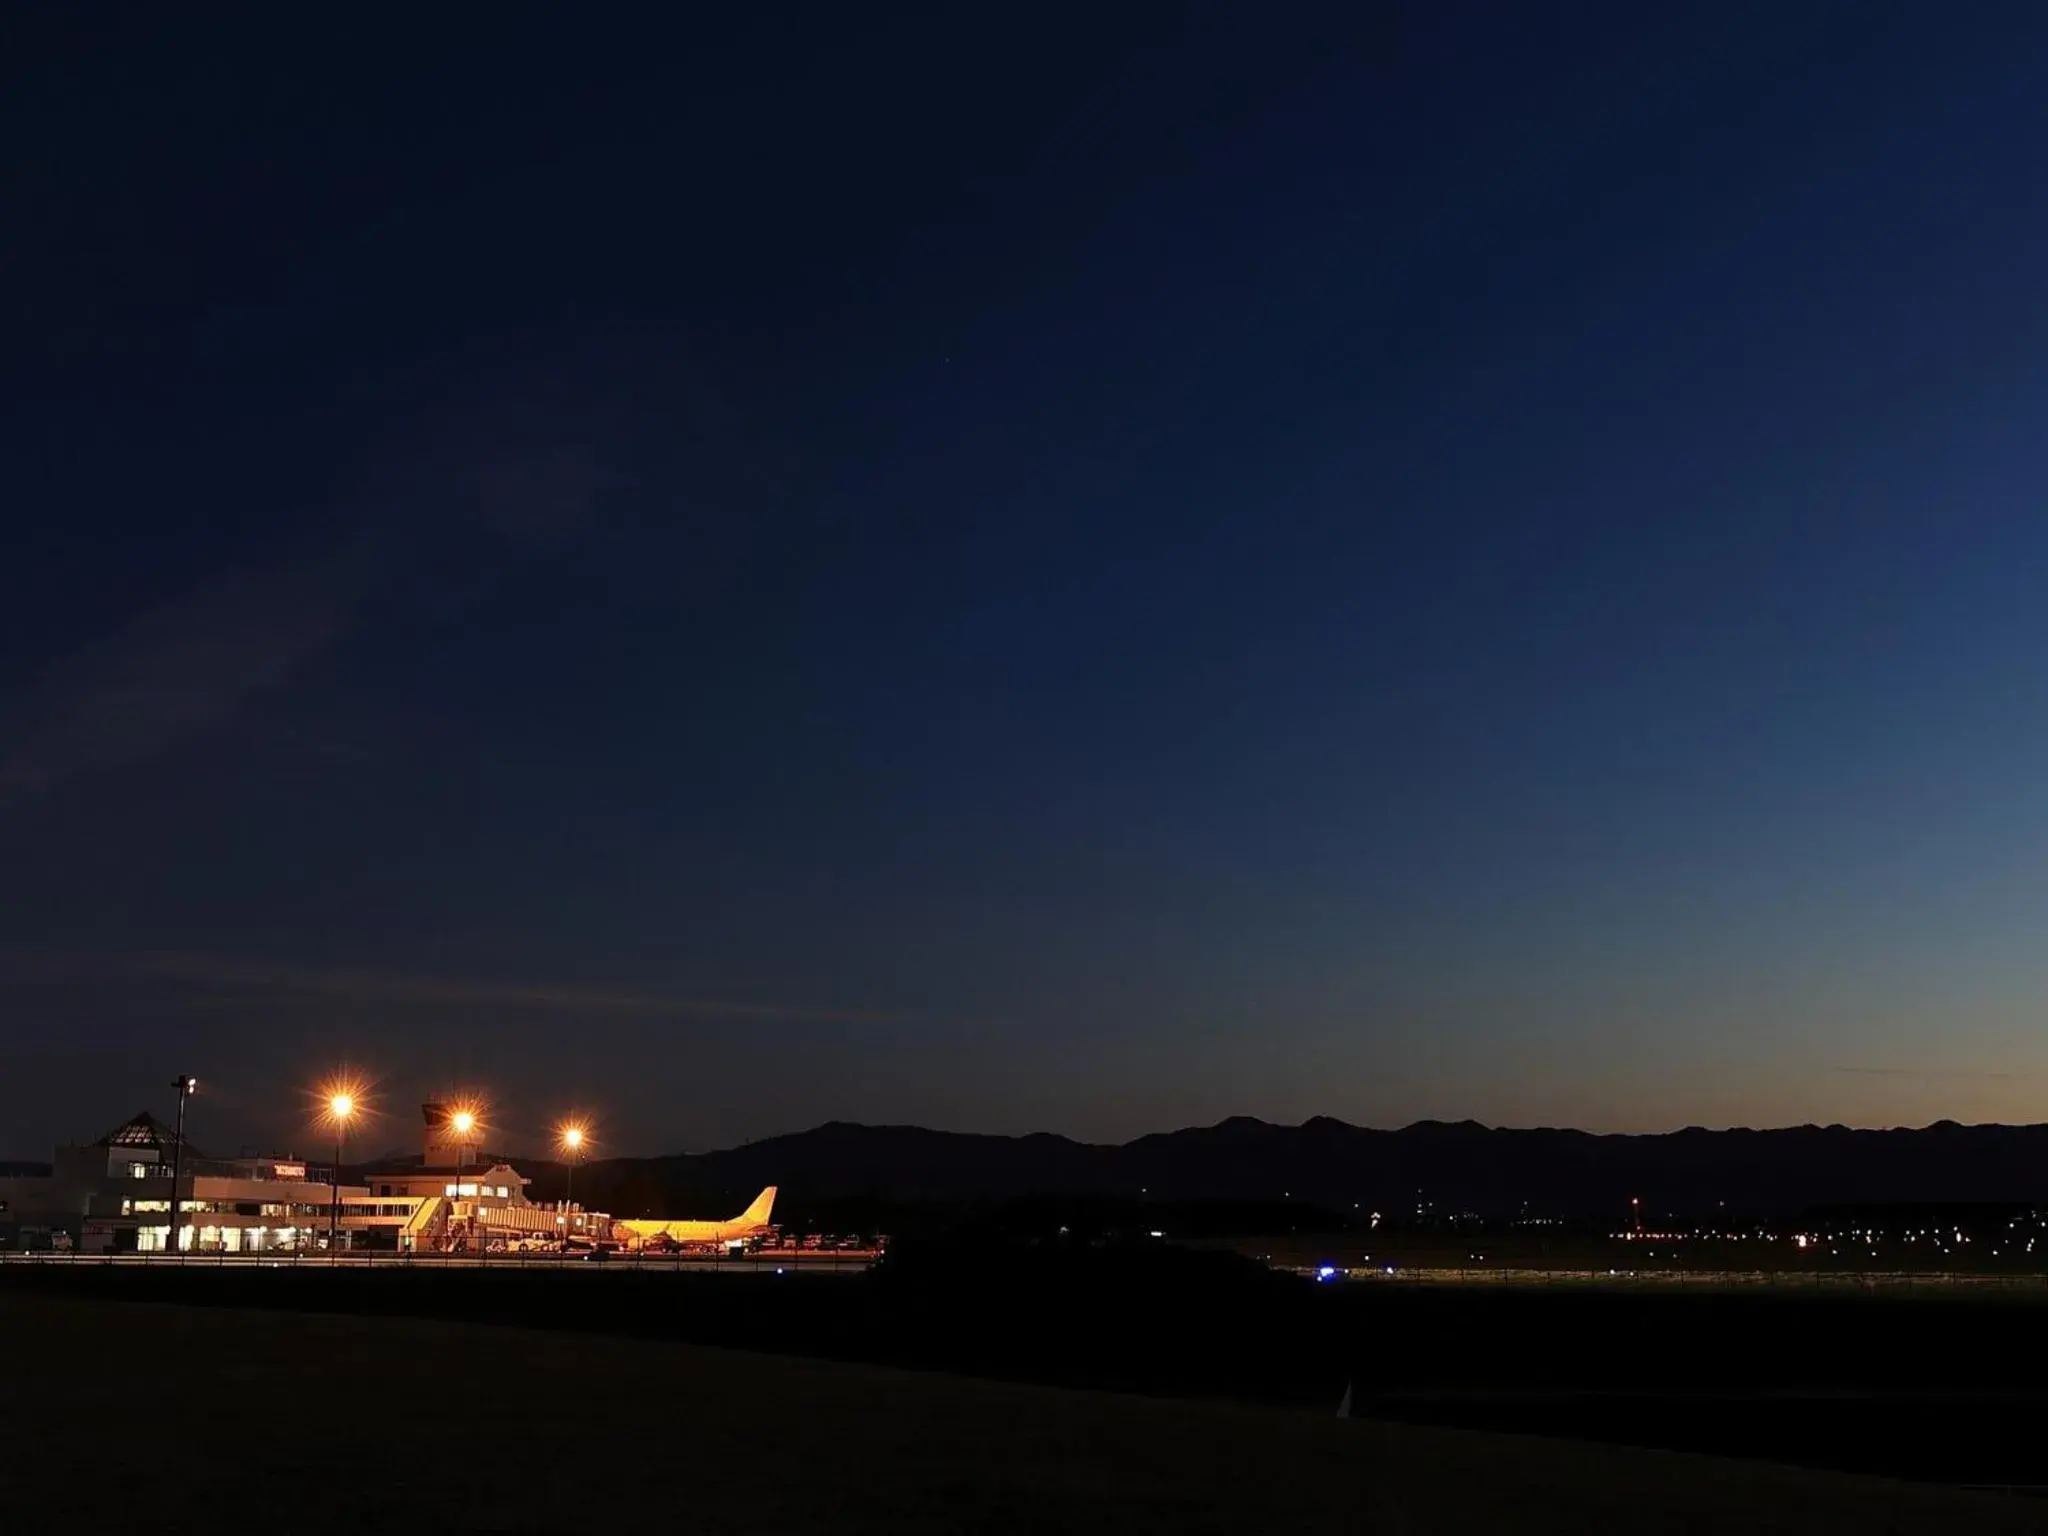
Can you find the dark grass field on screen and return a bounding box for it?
[4,1294,2047,1533]
[14,1255,2048,1487]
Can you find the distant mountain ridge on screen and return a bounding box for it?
[588,1116,2048,1216]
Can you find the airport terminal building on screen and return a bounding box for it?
[0,1111,357,1253]
[0,1109,601,1255]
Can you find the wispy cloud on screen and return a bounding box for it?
[0,427,610,809]
[0,562,354,803]
[97,950,903,1027]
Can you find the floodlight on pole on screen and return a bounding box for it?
[166,1075,198,1255]
[445,1103,481,1252]
[559,1124,587,1233]
[326,1091,357,1251]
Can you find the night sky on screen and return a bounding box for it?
[8,8,2048,1159]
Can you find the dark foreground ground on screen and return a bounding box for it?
[4,1295,2045,1534]
[14,1255,2048,1485]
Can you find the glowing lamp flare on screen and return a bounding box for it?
[329,1093,355,1120]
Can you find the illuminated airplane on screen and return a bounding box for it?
[613,1187,777,1249]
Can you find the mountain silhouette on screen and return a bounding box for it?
[566,1117,2048,1218]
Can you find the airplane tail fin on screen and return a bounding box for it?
[736,1186,776,1228]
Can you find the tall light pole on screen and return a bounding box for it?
[559,1125,585,1245]
[165,1075,198,1255]
[449,1107,476,1253]
[327,1093,355,1252]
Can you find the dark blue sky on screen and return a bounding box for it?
[7,6,2048,1158]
